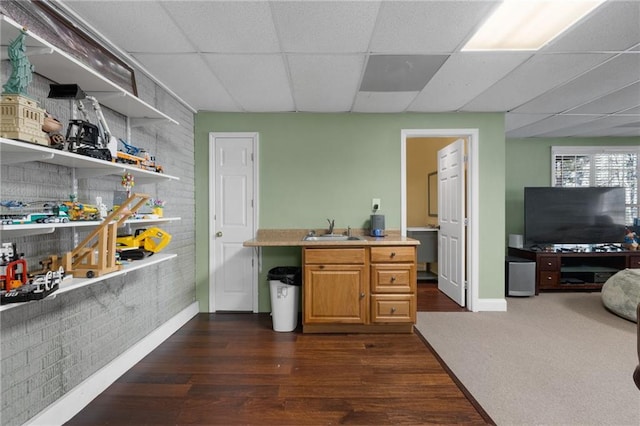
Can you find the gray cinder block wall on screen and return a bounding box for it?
[0,23,196,426]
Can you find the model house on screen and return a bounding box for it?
[1,1,638,424]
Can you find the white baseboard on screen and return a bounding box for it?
[26,301,199,426]
[474,298,508,312]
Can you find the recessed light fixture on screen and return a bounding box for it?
[462,0,606,51]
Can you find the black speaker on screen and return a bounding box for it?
[505,256,535,297]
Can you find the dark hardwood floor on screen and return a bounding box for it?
[66,282,482,425]
[417,280,469,312]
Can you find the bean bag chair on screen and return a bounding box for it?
[601,268,640,322]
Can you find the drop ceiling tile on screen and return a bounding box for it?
[271,1,380,53]
[62,1,192,52]
[540,115,640,137]
[622,105,640,115]
[545,1,640,53]
[161,1,280,53]
[574,124,640,137]
[505,114,553,132]
[410,52,531,112]
[513,53,640,114]
[567,82,640,114]
[506,115,604,138]
[288,54,364,112]
[353,92,418,113]
[133,53,239,111]
[203,54,294,112]
[370,1,499,53]
[360,55,448,92]
[465,53,614,111]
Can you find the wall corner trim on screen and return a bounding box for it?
[25,302,200,426]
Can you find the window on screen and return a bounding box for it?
[552,146,639,225]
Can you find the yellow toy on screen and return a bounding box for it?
[116,227,171,259]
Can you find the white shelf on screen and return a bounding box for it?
[1,15,178,125]
[0,253,177,312]
[0,138,179,183]
[0,216,181,238]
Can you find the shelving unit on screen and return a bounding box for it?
[0,253,177,312]
[1,15,181,309]
[0,15,178,126]
[0,216,181,238]
[0,137,179,183]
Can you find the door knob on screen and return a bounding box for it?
[216,231,223,237]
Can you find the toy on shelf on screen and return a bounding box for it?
[62,192,150,278]
[0,201,70,225]
[116,139,164,173]
[116,227,172,261]
[1,266,64,305]
[0,29,48,146]
[42,112,65,149]
[62,194,101,222]
[121,172,135,197]
[47,84,117,161]
[0,243,27,291]
[0,243,63,305]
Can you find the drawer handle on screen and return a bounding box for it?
[391,307,397,313]
[390,252,396,258]
[360,292,365,299]
[547,276,552,280]
[547,262,552,266]
[391,276,397,282]
[319,265,325,269]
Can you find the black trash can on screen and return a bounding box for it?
[267,267,302,332]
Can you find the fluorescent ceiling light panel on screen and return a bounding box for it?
[462,0,606,51]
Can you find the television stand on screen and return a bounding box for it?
[508,247,640,294]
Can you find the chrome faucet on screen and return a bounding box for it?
[327,218,335,235]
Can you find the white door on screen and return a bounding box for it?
[209,133,257,312]
[437,139,466,306]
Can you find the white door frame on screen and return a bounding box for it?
[208,132,259,313]
[400,129,479,312]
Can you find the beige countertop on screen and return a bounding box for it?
[243,229,420,247]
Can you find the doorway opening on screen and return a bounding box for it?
[400,129,479,312]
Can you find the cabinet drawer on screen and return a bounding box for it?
[538,256,560,271]
[629,256,640,269]
[304,248,366,264]
[370,295,416,323]
[370,246,415,263]
[538,271,560,288]
[371,264,415,293]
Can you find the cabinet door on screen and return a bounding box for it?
[629,256,640,269]
[304,264,367,324]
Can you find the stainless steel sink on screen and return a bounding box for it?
[302,234,364,241]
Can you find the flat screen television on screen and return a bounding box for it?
[524,187,626,246]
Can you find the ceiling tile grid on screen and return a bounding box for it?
[53,0,640,137]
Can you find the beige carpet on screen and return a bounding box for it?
[415,293,640,425]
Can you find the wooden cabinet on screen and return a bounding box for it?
[303,248,367,325]
[303,245,416,333]
[370,246,416,324]
[508,247,638,293]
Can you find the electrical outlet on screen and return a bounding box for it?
[372,198,381,211]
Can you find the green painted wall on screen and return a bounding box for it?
[505,137,640,242]
[195,112,505,312]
